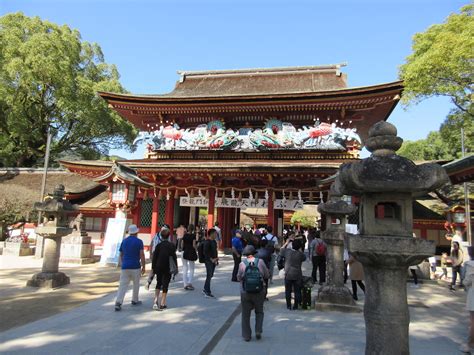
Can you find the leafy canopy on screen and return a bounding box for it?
[0,13,136,167]
[290,209,317,228]
[398,131,454,161]
[399,3,473,158]
[399,3,473,115]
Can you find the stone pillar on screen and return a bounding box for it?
[315,183,359,312]
[207,188,216,230]
[35,236,45,258]
[337,122,449,354]
[42,237,61,273]
[27,185,73,288]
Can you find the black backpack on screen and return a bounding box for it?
[243,257,264,293]
[266,235,278,254]
[277,253,285,270]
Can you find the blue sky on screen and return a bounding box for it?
[1,0,466,159]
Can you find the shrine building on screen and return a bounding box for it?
[61,64,404,248]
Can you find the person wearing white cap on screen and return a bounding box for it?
[114,224,146,311]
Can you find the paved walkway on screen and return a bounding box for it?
[0,255,470,354]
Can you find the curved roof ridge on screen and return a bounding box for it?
[177,63,347,77]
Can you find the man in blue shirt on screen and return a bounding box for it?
[115,224,146,311]
[231,230,244,282]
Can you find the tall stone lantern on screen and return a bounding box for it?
[315,182,359,312]
[27,185,74,288]
[337,122,449,355]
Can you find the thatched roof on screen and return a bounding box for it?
[0,168,101,210]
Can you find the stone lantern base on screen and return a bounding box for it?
[315,286,362,313]
[347,234,435,354]
[27,271,70,289]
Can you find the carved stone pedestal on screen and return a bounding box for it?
[28,235,70,288]
[315,230,360,312]
[60,233,95,264]
[347,234,434,354]
[315,186,360,313]
[27,271,70,288]
[3,242,34,256]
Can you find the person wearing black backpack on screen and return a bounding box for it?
[262,226,279,283]
[237,245,269,342]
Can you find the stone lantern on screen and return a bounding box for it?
[337,122,448,355]
[315,182,359,312]
[27,185,74,288]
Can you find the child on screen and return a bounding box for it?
[428,256,437,280]
[440,252,449,280]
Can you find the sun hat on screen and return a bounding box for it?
[128,224,139,234]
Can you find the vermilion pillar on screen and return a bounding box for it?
[267,189,274,228]
[165,189,175,236]
[150,196,160,237]
[224,208,234,249]
[207,188,215,230]
[132,204,140,226]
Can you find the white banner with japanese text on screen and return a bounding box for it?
[180,196,303,210]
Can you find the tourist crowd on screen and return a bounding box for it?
[112,222,371,341]
[112,223,474,344]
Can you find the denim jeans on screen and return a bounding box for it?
[204,261,216,294]
[452,265,463,286]
[182,258,195,286]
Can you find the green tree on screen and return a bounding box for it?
[439,111,474,157]
[0,198,27,240]
[399,3,473,156]
[0,13,136,167]
[398,131,454,161]
[290,209,317,229]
